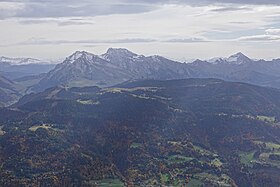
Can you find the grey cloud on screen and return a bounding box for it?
[164,37,209,43]
[211,7,251,12]
[1,0,279,20]
[57,21,94,26]
[113,38,157,43]
[0,1,155,19]
[18,19,94,26]
[229,21,255,24]
[127,0,280,6]
[266,28,280,35]
[19,38,157,45]
[237,35,280,41]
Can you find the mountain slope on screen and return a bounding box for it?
[0,75,22,106]
[1,79,280,186]
[31,51,133,92]
[30,49,280,93]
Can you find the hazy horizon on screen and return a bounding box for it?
[1,48,278,63]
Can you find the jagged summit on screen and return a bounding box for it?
[65,51,97,64]
[207,52,252,65]
[232,52,247,57]
[100,48,141,65]
[105,48,138,57]
[64,49,139,64]
[227,52,251,64]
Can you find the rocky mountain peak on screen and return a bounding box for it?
[207,52,252,65]
[227,52,252,64]
[104,48,138,58]
[65,51,96,64]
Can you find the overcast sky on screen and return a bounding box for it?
[0,0,280,60]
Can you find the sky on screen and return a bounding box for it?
[0,0,280,61]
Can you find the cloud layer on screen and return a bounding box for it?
[0,0,279,19]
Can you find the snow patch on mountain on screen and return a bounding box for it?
[0,56,42,65]
[65,51,96,64]
[206,52,252,65]
[0,56,60,65]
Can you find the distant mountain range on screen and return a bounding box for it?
[1,48,280,105]
[30,48,280,92]
[0,57,58,106]
[0,56,59,66]
[0,56,57,80]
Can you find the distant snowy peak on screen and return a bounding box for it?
[101,48,140,62]
[63,49,140,66]
[65,51,97,64]
[0,56,59,65]
[64,49,178,68]
[207,52,253,65]
[106,48,138,57]
[227,52,252,64]
[0,56,42,65]
[207,57,227,64]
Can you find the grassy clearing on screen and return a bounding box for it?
[252,141,280,167]
[266,142,280,150]
[259,153,270,161]
[254,141,280,151]
[77,99,100,105]
[29,124,52,132]
[194,173,232,187]
[168,155,194,163]
[258,152,280,168]
[130,143,142,149]
[187,179,204,187]
[28,124,60,132]
[211,158,223,167]
[168,141,179,145]
[193,145,216,156]
[160,173,169,184]
[239,151,255,166]
[130,94,152,100]
[257,115,276,123]
[93,179,124,187]
[0,125,6,136]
